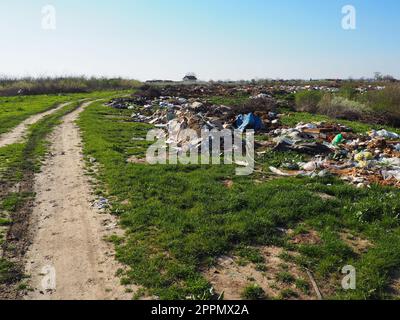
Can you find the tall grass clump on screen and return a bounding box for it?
[0,76,141,96]
[362,85,400,126]
[295,87,400,127]
[294,90,323,113]
[317,94,371,121]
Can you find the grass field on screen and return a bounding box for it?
[1,87,400,300]
[0,90,129,290]
[0,77,141,96]
[0,90,131,136]
[78,101,400,300]
[0,95,73,135]
[0,100,84,286]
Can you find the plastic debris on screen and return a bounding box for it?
[92,197,109,210]
[106,87,400,189]
[369,129,400,139]
[268,120,400,188]
[332,133,344,146]
[235,113,264,132]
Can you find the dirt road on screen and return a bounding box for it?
[24,101,132,300]
[0,102,73,149]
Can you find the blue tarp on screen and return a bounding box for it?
[235,113,264,132]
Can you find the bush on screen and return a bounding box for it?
[235,97,276,114]
[134,84,161,99]
[317,95,370,121]
[294,90,323,113]
[363,85,400,126]
[338,85,358,100]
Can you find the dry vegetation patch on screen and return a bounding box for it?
[339,230,372,255]
[203,246,316,300]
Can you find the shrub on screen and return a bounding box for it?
[363,85,400,126]
[294,90,323,113]
[338,85,358,100]
[235,97,276,114]
[134,84,162,99]
[317,95,370,121]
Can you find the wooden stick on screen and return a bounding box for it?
[306,269,323,300]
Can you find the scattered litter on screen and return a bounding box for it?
[369,129,400,139]
[235,113,264,132]
[92,197,109,210]
[268,120,400,187]
[332,133,344,146]
[106,86,400,188]
[269,166,301,177]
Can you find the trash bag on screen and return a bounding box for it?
[235,113,264,132]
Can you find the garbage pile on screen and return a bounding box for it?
[107,95,279,132]
[268,123,400,188]
[140,83,385,98]
[107,94,280,156]
[106,93,400,188]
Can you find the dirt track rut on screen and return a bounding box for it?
[24,101,132,300]
[0,102,72,149]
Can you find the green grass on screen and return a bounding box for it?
[0,143,24,180]
[279,288,299,299]
[276,271,296,284]
[241,283,266,300]
[235,246,265,264]
[293,86,400,130]
[0,218,11,226]
[280,111,400,135]
[0,76,141,96]
[294,90,323,113]
[0,99,93,289]
[77,101,400,300]
[0,258,21,284]
[295,278,310,294]
[257,151,306,172]
[0,95,72,135]
[207,93,250,106]
[0,84,397,303]
[0,193,29,212]
[360,85,400,126]
[0,90,131,136]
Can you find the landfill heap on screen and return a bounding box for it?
[107,94,279,132]
[107,94,279,155]
[139,82,385,97]
[107,91,400,188]
[267,124,400,188]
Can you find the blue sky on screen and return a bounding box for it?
[0,0,399,80]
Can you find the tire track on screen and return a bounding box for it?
[24,101,133,300]
[0,102,73,149]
